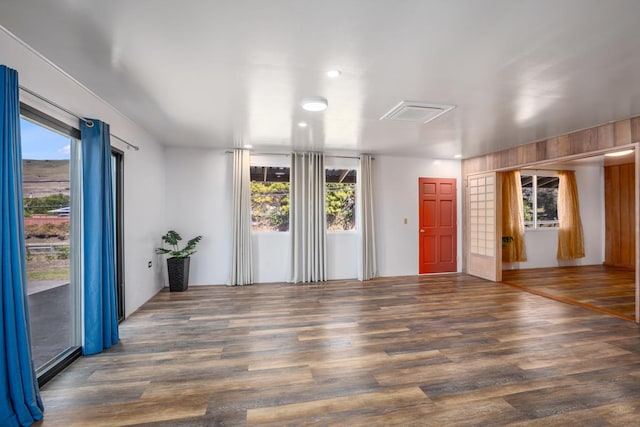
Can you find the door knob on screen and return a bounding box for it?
[420,229,425,233]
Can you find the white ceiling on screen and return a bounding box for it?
[2,0,640,159]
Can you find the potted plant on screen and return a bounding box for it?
[155,230,202,292]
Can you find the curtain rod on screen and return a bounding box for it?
[19,85,140,151]
[225,150,372,160]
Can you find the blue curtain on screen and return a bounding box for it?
[81,119,119,355]
[0,66,44,426]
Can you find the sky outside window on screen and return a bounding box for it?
[21,118,71,160]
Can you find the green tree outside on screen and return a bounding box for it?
[250,181,356,231]
[326,183,355,230]
[251,182,290,231]
[24,193,70,217]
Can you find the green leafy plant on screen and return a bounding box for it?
[155,230,202,259]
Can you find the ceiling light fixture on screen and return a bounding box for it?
[326,69,341,78]
[454,154,462,159]
[301,96,328,112]
[243,144,252,149]
[604,149,634,157]
[298,121,308,128]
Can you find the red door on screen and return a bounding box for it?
[419,178,457,273]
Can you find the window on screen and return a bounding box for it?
[326,169,356,231]
[250,166,290,231]
[249,164,356,232]
[521,173,559,229]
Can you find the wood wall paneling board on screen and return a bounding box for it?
[569,128,593,155]
[596,123,615,149]
[557,135,572,158]
[605,165,621,265]
[631,117,640,143]
[615,119,632,147]
[604,163,635,269]
[535,140,548,163]
[545,136,559,160]
[620,164,635,268]
[520,143,537,165]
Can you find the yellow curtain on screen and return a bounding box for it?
[557,170,585,260]
[501,170,527,262]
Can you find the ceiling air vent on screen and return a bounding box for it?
[379,101,455,124]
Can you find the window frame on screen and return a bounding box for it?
[249,157,291,233]
[325,169,357,233]
[520,171,560,230]
[325,157,358,233]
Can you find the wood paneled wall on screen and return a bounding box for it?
[462,117,640,177]
[605,163,636,269]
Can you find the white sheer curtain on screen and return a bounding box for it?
[359,154,377,280]
[291,152,326,283]
[229,149,253,286]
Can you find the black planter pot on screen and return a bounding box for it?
[167,257,190,292]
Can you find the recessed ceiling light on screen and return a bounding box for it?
[326,69,341,78]
[605,149,634,157]
[243,144,252,149]
[298,121,308,128]
[301,96,328,112]
[454,154,462,159]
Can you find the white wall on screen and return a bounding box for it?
[374,156,462,277]
[251,217,359,282]
[164,150,362,284]
[503,165,604,270]
[1,28,167,317]
[163,148,232,285]
[165,151,459,283]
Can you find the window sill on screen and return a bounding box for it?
[252,231,290,234]
[524,227,559,232]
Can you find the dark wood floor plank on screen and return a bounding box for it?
[35,274,640,426]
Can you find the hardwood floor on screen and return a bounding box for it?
[35,274,640,426]
[502,265,636,321]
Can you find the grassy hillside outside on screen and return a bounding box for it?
[22,159,70,198]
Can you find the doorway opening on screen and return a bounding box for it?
[500,148,637,321]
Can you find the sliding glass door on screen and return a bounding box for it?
[20,114,81,375]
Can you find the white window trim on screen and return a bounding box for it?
[521,170,560,231]
[325,165,358,233]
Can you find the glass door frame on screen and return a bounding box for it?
[111,148,125,322]
[20,103,82,386]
